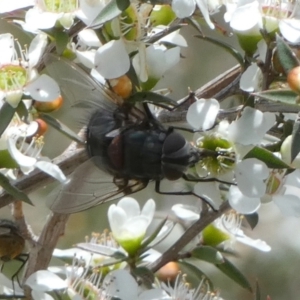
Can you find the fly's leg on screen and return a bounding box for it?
[155,180,218,212]
[12,254,29,291]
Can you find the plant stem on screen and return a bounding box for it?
[149,201,231,273]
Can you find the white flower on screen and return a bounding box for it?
[0,33,60,108]
[3,122,66,182]
[187,105,275,211]
[108,197,155,255]
[172,0,221,29]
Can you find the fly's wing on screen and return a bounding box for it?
[47,158,148,214]
[44,53,122,115]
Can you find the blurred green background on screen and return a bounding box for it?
[1,10,299,300]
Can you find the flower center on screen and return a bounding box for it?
[43,0,78,13]
[196,134,235,176]
[0,65,27,91]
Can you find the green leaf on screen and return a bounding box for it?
[276,34,300,74]
[54,30,69,55]
[195,35,245,68]
[291,115,300,162]
[128,91,178,108]
[244,146,291,169]
[0,102,15,137]
[140,218,168,250]
[0,173,33,205]
[191,246,224,264]
[202,224,230,247]
[215,257,252,292]
[16,100,28,120]
[253,89,298,106]
[90,0,130,28]
[178,260,214,290]
[39,113,85,145]
[0,150,18,169]
[244,212,259,230]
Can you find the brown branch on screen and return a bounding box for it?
[23,212,70,298]
[0,65,298,209]
[149,201,231,272]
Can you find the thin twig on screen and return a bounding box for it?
[149,201,231,272]
[11,201,38,247]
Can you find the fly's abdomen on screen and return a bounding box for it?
[109,128,166,179]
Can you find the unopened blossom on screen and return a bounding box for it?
[0,33,60,108]
[132,43,181,89]
[108,197,155,255]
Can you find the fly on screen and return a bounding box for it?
[45,54,218,214]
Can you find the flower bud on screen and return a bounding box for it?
[110,75,132,99]
[34,95,63,113]
[35,119,49,137]
[287,66,300,94]
[156,262,180,283]
[150,5,176,26]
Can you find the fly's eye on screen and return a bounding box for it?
[163,132,186,156]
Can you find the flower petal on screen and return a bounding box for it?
[25,8,58,29]
[117,197,140,217]
[228,107,275,145]
[32,291,55,300]
[0,33,14,65]
[35,160,67,183]
[172,0,196,18]
[228,185,261,214]
[194,181,223,209]
[104,270,138,300]
[108,204,127,237]
[172,204,199,221]
[95,40,130,79]
[279,19,300,44]
[28,32,48,67]
[141,199,156,222]
[7,138,36,173]
[235,158,268,197]
[0,0,33,13]
[25,270,67,292]
[273,186,300,217]
[236,234,271,252]
[187,98,219,130]
[24,74,60,102]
